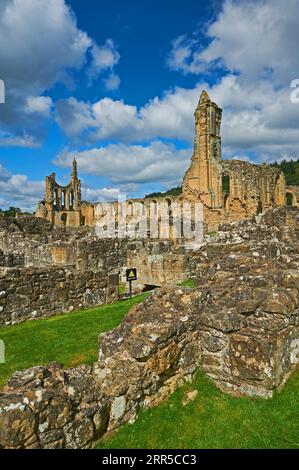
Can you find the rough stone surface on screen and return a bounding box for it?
[0,216,126,325]
[0,216,193,325]
[1,207,299,448]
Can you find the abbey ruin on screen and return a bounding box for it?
[1,91,299,449]
[36,91,296,231]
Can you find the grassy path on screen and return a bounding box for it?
[0,294,148,388]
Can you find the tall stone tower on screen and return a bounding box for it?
[183,90,222,208]
[36,158,82,226]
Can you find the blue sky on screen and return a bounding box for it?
[0,0,298,210]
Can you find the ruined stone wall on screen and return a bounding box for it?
[0,216,126,325]
[0,215,126,271]
[0,278,298,448]
[35,159,82,227]
[35,90,288,232]
[126,240,191,287]
[0,267,120,326]
[221,160,285,221]
[0,207,299,449]
[286,185,299,206]
[0,216,194,325]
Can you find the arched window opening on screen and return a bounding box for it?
[61,213,67,226]
[62,191,65,209]
[69,191,74,209]
[222,175,230,210]
[53,190,58,208]
[222,175,230,195]
[286,192,293,206]
[152,200,157,215]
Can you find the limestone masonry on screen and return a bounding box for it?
[1,90,299,449]
[0,207,299,448]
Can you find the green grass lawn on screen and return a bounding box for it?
[97,369,299,449]
[0,293,148,388]
[0,292,298,449]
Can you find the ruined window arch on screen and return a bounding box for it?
[127,201,133,216]
[222,174,230,210]
[61,191,65,209]
[286,191,296,206]
[140,201,145,215]
[61,213,67,226]
[151,200,158,215]
[256,200,263,214]
[53,190,58,208]
[165,198,172,216]
[69,191,74,209]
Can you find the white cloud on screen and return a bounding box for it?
[0,163,43,210]
[25,96,53,116]
[56,97,95,138]
[104,73,121,91]
[167,35,205,74]
[0,0,120,145]
[54,141,190,186]
[0,132,40,148]
[56,86,200,143]
[201,0,299,85]
[0,0,91,94]
[91,39,120,72]
[167,0,299,85]
[207,75,299,153]
[88,39,121,90]
[82,186,125,202]
[90,98,140,141]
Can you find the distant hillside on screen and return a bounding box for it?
[271,159,299,186]
[0,207,32,217]
[145,186,182,199]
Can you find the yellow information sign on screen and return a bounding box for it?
[126,268,137,281]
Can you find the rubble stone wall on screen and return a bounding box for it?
[0,216,191,325]
[126,240,191,287]
[0,282,298,449]
[0,216,126,325]
[0,267,119,326]
[0,207,299,449]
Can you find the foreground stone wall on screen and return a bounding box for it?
[0,216,126,325]
[0,215,126,271]
[0,267,120,325]
[0,216,192,325]
[0,281,298,449]
[1,208,299,448]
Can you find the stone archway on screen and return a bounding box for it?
[222,174,230,211]
[286,190,297,206]
[61,213,67,226]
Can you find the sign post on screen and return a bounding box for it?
[126,268,137,298]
